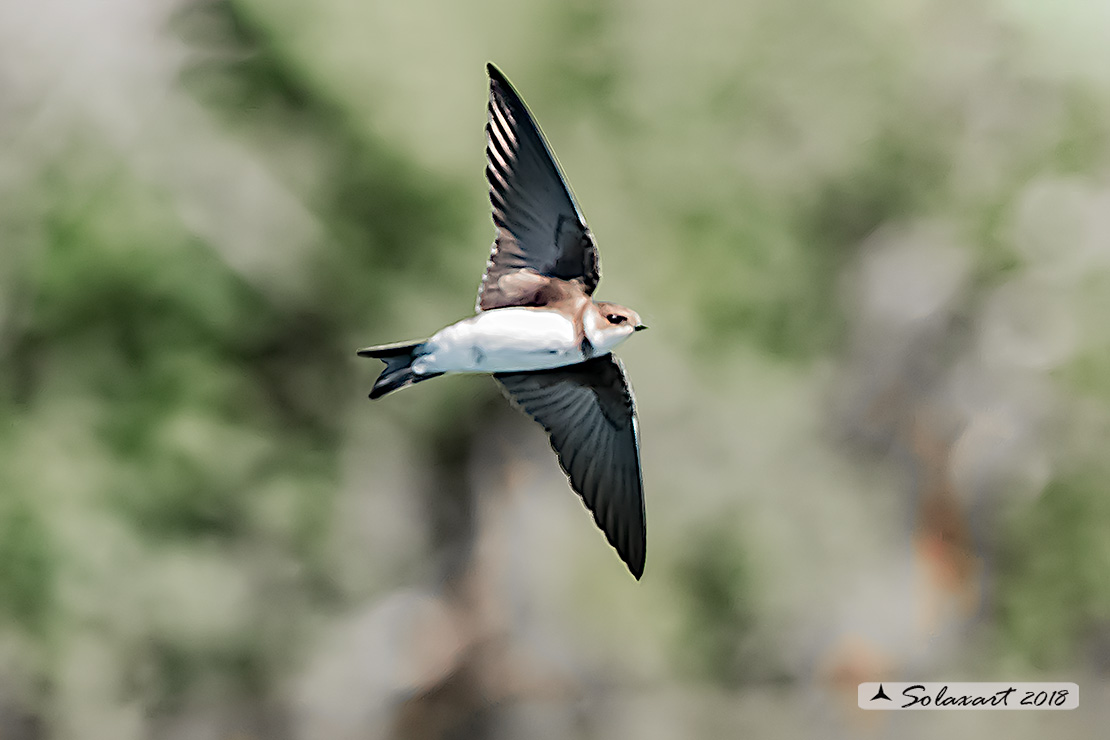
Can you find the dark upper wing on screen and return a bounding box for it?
[479,63,600,311]
[494,355,646,579]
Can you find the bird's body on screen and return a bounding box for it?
[416,306,584,375]
[359,64,649,578]
[413,295,636,375]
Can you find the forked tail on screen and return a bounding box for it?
[357,340,442,399]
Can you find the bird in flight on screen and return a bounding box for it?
[359,63,647,579]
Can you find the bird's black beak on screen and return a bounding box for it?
[634,324,648,332]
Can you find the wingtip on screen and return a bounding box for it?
[627,552,645,580]
[487,62,516,95]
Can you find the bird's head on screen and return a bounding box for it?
[587,301,647,353]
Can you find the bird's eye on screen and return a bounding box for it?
[606,314,627,325]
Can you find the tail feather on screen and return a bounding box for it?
[357,340,442,399]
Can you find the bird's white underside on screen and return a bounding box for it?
[412,307,630,374]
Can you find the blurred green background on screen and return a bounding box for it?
[2,0,1109,738]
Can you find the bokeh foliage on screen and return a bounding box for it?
[2,0,1110,737]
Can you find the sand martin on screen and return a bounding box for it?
[358,63,647,579]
